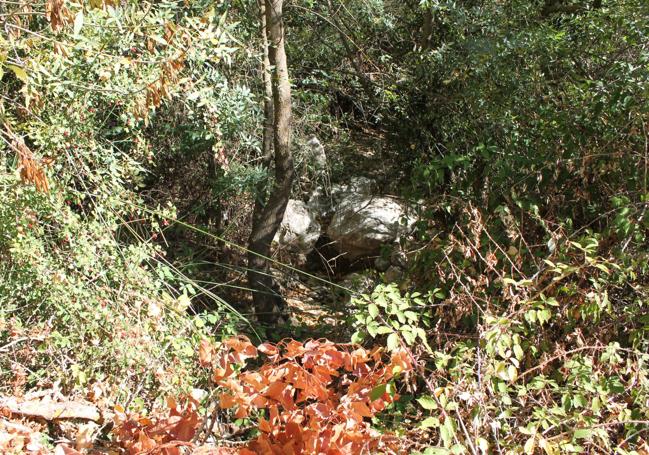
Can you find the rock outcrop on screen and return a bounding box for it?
[327,194,415,260]
[273,199,321,256]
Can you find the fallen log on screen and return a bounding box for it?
[0,396,100,421]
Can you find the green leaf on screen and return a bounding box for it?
[369,383,386,400]
[476,437,489,454]
[508,365,518,382]
[417,395,438,410]
[376,325,393,335]
[593,263,610,274]
[440,418,455,447]
[573,429,592,439]
[514,344,524,361]
[368,303,380,318]
[7,64,27,82]
[419,416,440,429]
[402,327,417,345]
[404,310,419,321]
[387,332,399,351]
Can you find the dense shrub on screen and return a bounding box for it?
[0,0,250,400]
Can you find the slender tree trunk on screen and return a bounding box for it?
[252,0,274,225]
[248,0,293,323]
[420,9,434,51]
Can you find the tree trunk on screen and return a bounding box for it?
[420,9,434,51]
[248,0,293,323]
[252,0,274,226]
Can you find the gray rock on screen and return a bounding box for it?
[331,176,374,200]
[273,199,322,256]
[327,194,416,260]
[307,186,335,219]
[308,177,375,220]
[307,136,327,171]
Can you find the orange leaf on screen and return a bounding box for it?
[258,417,272,433]
[258,342,279,357]
[234,405,249,419]
[351,401,373,418]
[213,367,229,382]
[219,393,237,409]
[199,339,214,367]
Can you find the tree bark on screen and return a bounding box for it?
[248,0,293,323]
[420,8,434,51]
[252,0,274,225]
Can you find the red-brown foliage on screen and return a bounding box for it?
[112,396,201,455]
[201,337,414,454]
[110,337,413,454]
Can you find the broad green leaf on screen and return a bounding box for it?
[404,310,419,321]
[376,325,393,335]
[440,418,455,447]
[368,303,379,318]
[573,429,592,439]
[369,383,386,400]
[387,332,399,351]
[514,344,524,361]
[419,416,440,429]
[7,64,27,82]
[417,395,437,410]
[387,333,399,351]
[508,365,518,382]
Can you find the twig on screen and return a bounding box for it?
[0,337,30,352]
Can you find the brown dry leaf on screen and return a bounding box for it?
[4,125,49,193]
[198,339,214,367]
[46,0,73,33]
[74,423,97,450]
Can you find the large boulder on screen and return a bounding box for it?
[327,194,416,260]
[273,199,322,256]
[308,177,375,220]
